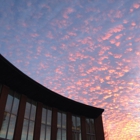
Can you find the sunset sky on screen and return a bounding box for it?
[0,0,140,139]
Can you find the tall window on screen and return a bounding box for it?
[0,90,20,139]
[57,112,67,140]
[40,106,52,140]
[86,118,96,140]
[21,99,36,140]
[72,115,81,140]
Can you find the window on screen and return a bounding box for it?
[72,115,81,140]
[21,99,36,140]
[40,106,52,140]
[57,112,67,140]
[0,90,20,139]
[86,118,96,140]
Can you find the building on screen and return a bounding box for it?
[0,54,104,140]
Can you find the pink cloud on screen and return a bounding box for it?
[130,8,133,12]
[113,54,122,58]
[133,3,140,9]
[67,32,77,36]
[131,22,136,26]
[109,25,124,33]
[63,7,74,19]
[30,33,39,38]
[55,68,63,75]
[62,35,70,40]
[115,34,122,39]
[86,67,97,74]
[125,48,133,53]
[46,31,54,39]
[115,42,120,47]
[102,33,112,40]
[110,39,116,44]
[123,20,128,24]
[135,38,140,42]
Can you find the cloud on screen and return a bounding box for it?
[63,7,75,19]
[1,0,140,139]
[133,3,140,9]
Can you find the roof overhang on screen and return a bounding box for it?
[0,54,104,118]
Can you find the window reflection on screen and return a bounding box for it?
[21,119,28,140]
[57,111,67,140]
[7,114,16,139]
[47,110,52,125]
[57,112,61,128]
[86,118,96,140]
[40,124,45,140]
[24,101,31,119]
[21,99,36,140]
[28,121,34,140]
[46,126,51,140]
[72,116,81,140]
[72,116,76,130]
[57,129,61,140]
[30,104,36,121]
[0,90,20,139]
[0,113,10,138]
[12,93,20,115]
[62,114,66,129]
[5,90,14,113]
[42,108,46,124]
[40,106,52,140]
[62,130,66,140]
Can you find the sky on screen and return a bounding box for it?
[0,0,140,139]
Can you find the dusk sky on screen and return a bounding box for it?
[0,0,140,139]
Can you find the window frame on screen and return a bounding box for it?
[0,90,20,139]
[86,118,96,140]
[21,99,37,140]
[72,115,81,140]
[56,111,67,140]
[40,106,52,140]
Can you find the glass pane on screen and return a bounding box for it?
[90,119,95,134]
[86,119,90,133]
[56,128,61,140]
[62,114,66,129]
[62,130,66,140]
[72,116,76,130]
[27,121,34,140]
[91,135,96,140]
[12,93,20,115]
[76,117,81,131]
[42,108,46,124]
[24,101,31,119]
[21,119,28,140]
[72,132,75,140]
[46,126,51,140]
[30,104,36,121]
[57,112,61,128]
[87,135,90,140]
[79,133,81,140]
[5,91,14,113]
[75,133,78,140]
[47,110,52,126]
[40,124,45,140]
[7,115,16,139]
[0,112,10,138]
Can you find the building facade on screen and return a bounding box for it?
[0,54,104,140]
